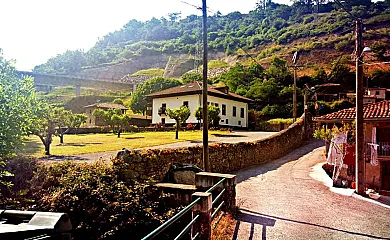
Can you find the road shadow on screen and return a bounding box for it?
[124,136,145,140]
[212,134,247,138]
[239,208,390,240]
[232,211,276,240]
[236,140,324,183]
[38,155,90,161]
[56,142,103,147]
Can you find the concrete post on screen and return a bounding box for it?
[195,172,237,212]
[192,192,212,240]
[222,175,236,212]
[75,85,81,97]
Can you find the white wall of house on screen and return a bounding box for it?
[367,88,386,100]
[207,95,248,128]
[152,94,248,127]
[152,95,201,124]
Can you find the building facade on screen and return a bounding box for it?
[147,82,252,128]
[315,100,390,194]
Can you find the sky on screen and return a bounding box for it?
[0,0,291,71]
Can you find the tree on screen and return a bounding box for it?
[0,50,39,186]
[194,105,221,128]
[30,103,56,156]
[181,72,202,83]
[266,57,292,86]
[371,41,386,60]
[52,107,72,144]
[166,106,191,139]
[112,98,124,105]
[53,108,87,143]
[130,77,182,114]
[93,108,130,138]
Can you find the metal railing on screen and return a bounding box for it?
[206,178,226,221]
[141,197,200,240]
[378,142,390,157]
[366,142,390,157]
[142,177,227,240]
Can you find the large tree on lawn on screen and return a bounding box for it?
[166,106,191,139]
[53,107,87,143]
[93,108,131,138]
[0,50,39,185]
[130,77,181,114]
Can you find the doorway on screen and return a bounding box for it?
[382,162,390,191]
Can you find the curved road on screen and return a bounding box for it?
[235,141,390,240]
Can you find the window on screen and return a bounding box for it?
[207,102,210,105]
[225,119,229,124]
[240,108,244,118]
[215,103,219,107]
[222,104,226,115]
[183,101,189,107]
[376,91,380,95]
[238,120,241,126]
[161,118,165,124]
[89,119,92,124]
[162,103,166,108]
[233,106,236,117]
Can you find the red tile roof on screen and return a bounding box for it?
[315,100,390,122]
[84,103,128,110]
[147,81,253,103]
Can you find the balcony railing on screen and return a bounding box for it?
[378,142,390,157]
[366,142,390,158]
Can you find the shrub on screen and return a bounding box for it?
[267,118,294,125]
[2,160,183,240]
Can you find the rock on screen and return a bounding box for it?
[163,163,203,185]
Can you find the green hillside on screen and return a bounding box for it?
[33,1,390,75]
[33,1,390,119]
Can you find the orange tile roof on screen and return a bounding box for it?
[315,100,390,122]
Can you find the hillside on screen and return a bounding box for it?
[33,1,390,120]
[33,1,390,79]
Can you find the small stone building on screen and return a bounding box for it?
[84,103,128,127]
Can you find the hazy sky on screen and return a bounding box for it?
[0,0,292,70]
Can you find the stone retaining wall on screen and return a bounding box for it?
[115,119,309,181]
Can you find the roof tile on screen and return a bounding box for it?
[315,100,390,121]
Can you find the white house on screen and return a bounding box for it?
[366,88,387,101]
[147,82,253,128]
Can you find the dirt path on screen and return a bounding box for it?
[234,140,390,240]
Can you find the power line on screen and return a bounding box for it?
[176,0,216,14]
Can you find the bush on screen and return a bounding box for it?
[267,118,294,125]
[330,99,354,112]
[2,160,183,240]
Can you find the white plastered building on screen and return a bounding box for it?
[147,82,252,128]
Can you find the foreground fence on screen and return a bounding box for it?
[142,172,236,240]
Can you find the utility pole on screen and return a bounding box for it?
[304,88,308,139]
[292,51,299,122]
[355,19,365,195]
[202,0,210,172]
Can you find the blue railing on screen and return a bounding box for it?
[142,177,227,240]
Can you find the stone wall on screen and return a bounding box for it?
[115,119,308,181]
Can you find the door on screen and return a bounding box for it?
[382,162,390,191]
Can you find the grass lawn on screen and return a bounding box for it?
[21,130,227,158]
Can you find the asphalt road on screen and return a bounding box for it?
[234,140,390,240]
